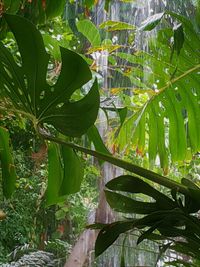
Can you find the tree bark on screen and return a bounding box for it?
[64,229,97,267]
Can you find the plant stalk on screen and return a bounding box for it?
[38,129,189,195]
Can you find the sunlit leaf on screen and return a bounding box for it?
[87,44,122,54]
[76,19,101,46]
[99,20,135,31]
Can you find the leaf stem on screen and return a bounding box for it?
[38,128,189,195]
[158,64,200,94]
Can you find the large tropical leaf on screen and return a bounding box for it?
[46,142,83,206]
[116,12,200,168]
[0,14,99,137]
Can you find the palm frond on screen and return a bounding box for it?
[116,13,200,168]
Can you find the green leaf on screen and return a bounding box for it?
[4,0,21,13]
[87,125,111,165]
[171,242,200,258]
[46,142,84,205]
[105,190,161,214]
[106,175,176,209]
[117,14,200,168]
[181,178,200,190]
[139,12,165,31]
[186,188,200,210]
[45,0,66,19]
[134,208,184,228]
[115,52,138,64]
[76,19,101,47]
[103,106,128,123]
[42,33,62,60]
[59,146,84,195]
[87,44,121,54]
[148,106,158,164]
[137,221,161,244]
[173,23,185,56]
[94,208,198,258]
[118,107,127,126]
[0,14,99,137]
[99,20,135,31]
[95,221,134,257]
[43,78,99,137]
[46,142,64,206]
[0,127,16,198]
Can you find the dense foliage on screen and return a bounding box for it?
[0,1,200,266]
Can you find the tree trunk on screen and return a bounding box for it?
[64,229,97,267]
[64,163,119,267]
